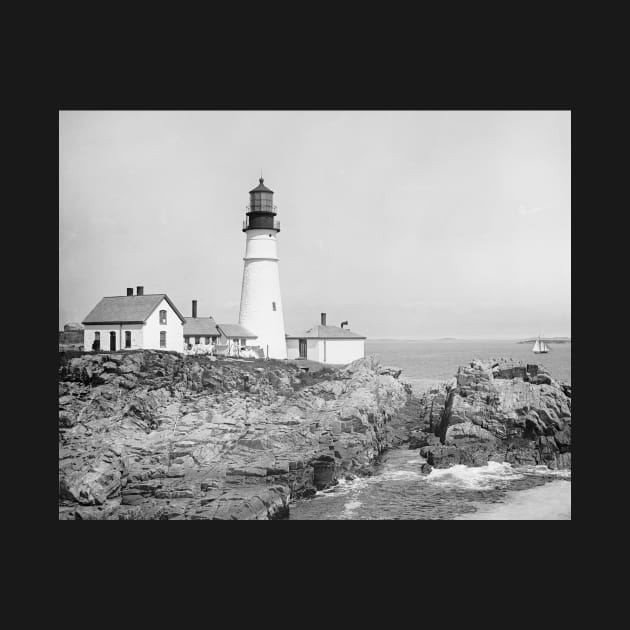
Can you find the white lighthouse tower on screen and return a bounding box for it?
[238,176,287,359]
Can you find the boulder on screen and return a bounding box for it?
[445,422,496,445]
[59,446,128,505]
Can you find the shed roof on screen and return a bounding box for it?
[183,317,220,336]
[285,325,366,340]
[217,324,258,339]
[82,294,186,325]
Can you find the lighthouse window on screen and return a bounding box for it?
[272,302,276,311]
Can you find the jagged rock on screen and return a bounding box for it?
[59,350,410,519]
[59,445,128,505]
[417,358,570,470]
[420,445,461,467]
[59,410,76,428]
[378,365,402,379]
[445,421,496,445]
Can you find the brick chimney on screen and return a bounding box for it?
[321,313,326,326]
[192,300,198,318]
[126,288,133,296]
[136,286,144,296]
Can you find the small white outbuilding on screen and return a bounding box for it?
[286,313,366,365]
[183,300,220,350]
[216,323,259,357]
[82,286,185,352]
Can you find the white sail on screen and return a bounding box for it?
[532,339,541,352]
[541,340,549,352]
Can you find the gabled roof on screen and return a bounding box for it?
[82,294,186,325]
[217,324,258,339]
[184,317,220,336]
[286,325,366,340]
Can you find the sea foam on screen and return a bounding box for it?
[426,461,524,490]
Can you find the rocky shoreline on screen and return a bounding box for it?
[59,352,413,519]
[411,360,571,473]
[58,352,570,520]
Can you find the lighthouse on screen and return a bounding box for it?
[238,176,287,359]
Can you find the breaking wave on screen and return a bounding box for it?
[426,461,524,490]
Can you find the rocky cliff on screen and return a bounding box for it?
[410,359,571,471]
[58,351,411,520]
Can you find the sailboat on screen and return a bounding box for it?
[532,334,550,354]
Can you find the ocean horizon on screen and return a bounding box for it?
[364,338,571,389]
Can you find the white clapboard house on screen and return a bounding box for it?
[286,313,366,364]
[82,286,185,352]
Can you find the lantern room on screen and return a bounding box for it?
[243,177,280,232]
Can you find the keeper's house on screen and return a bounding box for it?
[286,313,366,364]
[82,286,185,352]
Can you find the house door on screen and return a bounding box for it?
[110,331,116,351]
[299,338,307,358]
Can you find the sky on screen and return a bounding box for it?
[59,110,571,339]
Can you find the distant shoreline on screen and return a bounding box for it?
[367,338,571,343]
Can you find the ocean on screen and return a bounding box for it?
[365,338,571,394]
[289,339,571,520]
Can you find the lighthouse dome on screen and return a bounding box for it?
[249,177,274,194]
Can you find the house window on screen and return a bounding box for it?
[159,310,167,325]
[272,302,276,311]
[160,331,166,348]
[125,331,131,348]
[93,331,100,351]
[195,336,200,345]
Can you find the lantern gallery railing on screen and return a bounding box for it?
[246,205,277,213]
[243,218,281,230]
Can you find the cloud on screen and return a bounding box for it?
[518,205,544,216]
